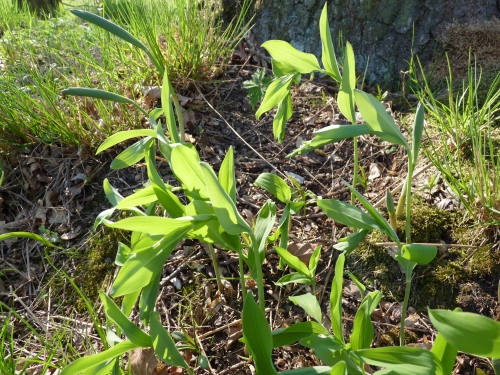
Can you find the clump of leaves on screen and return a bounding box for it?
[243,68,273,110]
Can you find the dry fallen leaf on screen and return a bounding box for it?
[287,242,316,265]
[130,348,159,375]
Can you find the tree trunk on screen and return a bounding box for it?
[250,0,500,87]
[17,0,61,17]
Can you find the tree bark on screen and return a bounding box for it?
[250,0,500,87]
[17,0,61,17]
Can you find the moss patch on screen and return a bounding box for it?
[70,227,127,312]
[347,199,497,313]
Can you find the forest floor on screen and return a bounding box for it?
[1,62,499,374]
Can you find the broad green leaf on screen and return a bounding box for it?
[431,309,460,375]
[110,137,153,170]
[331,253,345,342]
[273,93,293,142]
[255,172,292,203]
[262,40,322,74]
[103,178,124,206]
[62,87,148,117]
[329,361,347,375]
[493,358,500,375]
[219,146,236,203]
[281,367,334,375]
[272,59,298,77]
[274,246,310,276]
[161,73,180,143]
[429,309,500,358]
[318,199,381,230]
[121,289,141,318]
[115,242,132,266]
[242,294,278,374]
[352,347,442,375]
[200,161,251,235]
[288,136,337,157]
[345,271,366,296]
[333,229,371,254]
[0,232,59,248]
[314,124,371,140]
[70,10,163,74]
[115,184,159,209]
[289,293,322,323]
[343,180,399,241]
[319,3,341,82]
[337,42,356,123]
[256,75,294,119]
[100,292,151,347]
[350,291,382,351]
[171,145,208,201]
[300,336,363,374]
[401,244,437,265]
[275,272,314,287]
[103,216,210,234]
[272,321,329,348]
[138,270,162,323]
[145,146,185,218]
[411,102,425,165]
[96,129,157,154]
[110,220,198,296]
[150,312,190,369]
[252,200,276,264]
[60,340,140,375]
[354,90,409,148]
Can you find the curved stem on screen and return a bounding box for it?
[400,273,412,346]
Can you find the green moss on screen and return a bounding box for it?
[70,227,127,312]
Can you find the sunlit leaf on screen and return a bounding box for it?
[337,42,356,123]
[319,3,341,82]
[256,75,294,120]
[318,199,381,230]
[272,321,329,348]
[150,312,190,369]
[289,293,322,323]
[273,93,293,142]
[242,294,278,374]
[219,146,236,203]
[255,172,292,203]
[262,40,322,74]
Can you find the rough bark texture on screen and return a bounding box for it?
[251,0,500,87]
[17,0,61,17]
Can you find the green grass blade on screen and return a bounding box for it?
[411,102,425,165]
[0,232,59,248]
[62,87,149,117]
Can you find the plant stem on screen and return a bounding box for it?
[400,273,412,346]
[171,87,185,142]
[405,158,415,244]
[251,235,266,313]
[207,243,223,293]
[351,136,359,206]
[238,253,247,301]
